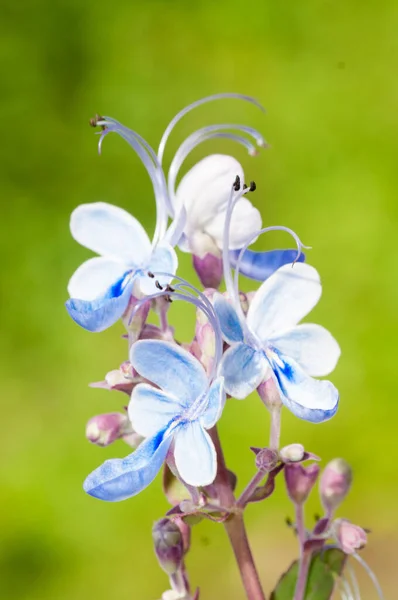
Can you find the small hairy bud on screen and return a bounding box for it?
[251,447,279,472]
[152,518,184,575]
[320,458,353,513]
[284,463,320,505]
[86,412,129,447]
[280,443,305,463]
[333,519,367,554]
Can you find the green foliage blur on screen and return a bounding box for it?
[1,0,397,598]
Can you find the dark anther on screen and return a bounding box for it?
[155,280,163,290]
[165,295,173,303]
[233,175,241,192]
[249,181,256,192]
[89,114,105,130]
[165,284,175,292]
[243,183,248,190]
[148,271,155,278]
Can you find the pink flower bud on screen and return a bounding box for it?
[257,378,282,410]
[251,447,279,472]
[86,412,129,447]
[280,443,305,463]
[320,458,352,513]
[333,519,367,554]
[192,253,223,289]
[152,518,184,575]
[284,463,320,504]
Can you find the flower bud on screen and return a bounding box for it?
[86,412,129,447]
[333,519,367,554]
[257,377,282,410]
[152,518,184,575]
[280,443,305,463]
[320,458,352,513]
[284,463,320,504]
[192,252,223,289]
[251,447,279,472]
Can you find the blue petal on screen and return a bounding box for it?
[83,427,173,501]
[200,376,226,429]
[130,340,208,406]
[266,347,339,423]
[66,271,134,332]
[219,342,269,399]
[229,249,305,281]
[213,294,244,344]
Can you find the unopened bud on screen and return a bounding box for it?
[333,519,367,554]
[192,252,223,289]
[284,463,320,504]
[280,443,305,463]
[152,518,184,575]
[251,447,279,472]
[320,458,352,513]
[257,378,282,410]
[86,412,129,447]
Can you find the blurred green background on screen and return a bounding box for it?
[1,0,397,598]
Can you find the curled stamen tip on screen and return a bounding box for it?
[248,149,259,157]
[89,114,105,129]
[258,140,270,148]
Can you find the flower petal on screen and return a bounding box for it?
[138,243,178,296]
[174,421,216,486]
[129,383,183,438]
[70,202,152,265]
[269,324,341,377]
[130,340,208,406]
[65,272,134,332]
[68,256,131,300]
[247,263,322,341]
[267,348,339,423]
[229,249,305,282]
[219,342,269,399]
[200,376,226,429]
[175,154,244,229]
[213,293,244,344]
[206,197,262,251]
[83,427,173,501]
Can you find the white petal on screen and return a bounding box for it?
[70,202,151,265]
[247,263,322,341]
[68,256,130,300]
[269,324,341,377]
[129,383,183,438]
[138,244,178,296]
[175,154,244,230]
[206,197,262,250]
[174,421,216,486]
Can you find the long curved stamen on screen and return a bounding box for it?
[168,125,265,212]
[132,273,223,381]
[338,575,356,600]
[233,225,310,304]
[157,93,265,165]
[96,118,170,246]
[346,563,361,600]
[352,553,385,600]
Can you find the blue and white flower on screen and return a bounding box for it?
[66,202,177,332]
[83,340,225,501]
[214,262,340,422]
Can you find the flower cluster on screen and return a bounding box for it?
[66,95,379,600]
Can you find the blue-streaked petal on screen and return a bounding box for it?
[138,243,178,296]
[83,427,173,501]
[174,421,216,486]
[213,293,244,344]
[68,256,130,301]
[200,376,226,429]
[269,324,341,377]
[266,348,339,423]
[219,343,269,399]
[129,383,183,438]
[229,249,305,281]
[247,263,322,341]
[130,340,208,406]
[66,271,134,332]
[70,202,152,265]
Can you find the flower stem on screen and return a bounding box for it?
[295,503,306,549]
[269,405,281,450]
[210,427,266,600]
[294,550,311,600]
